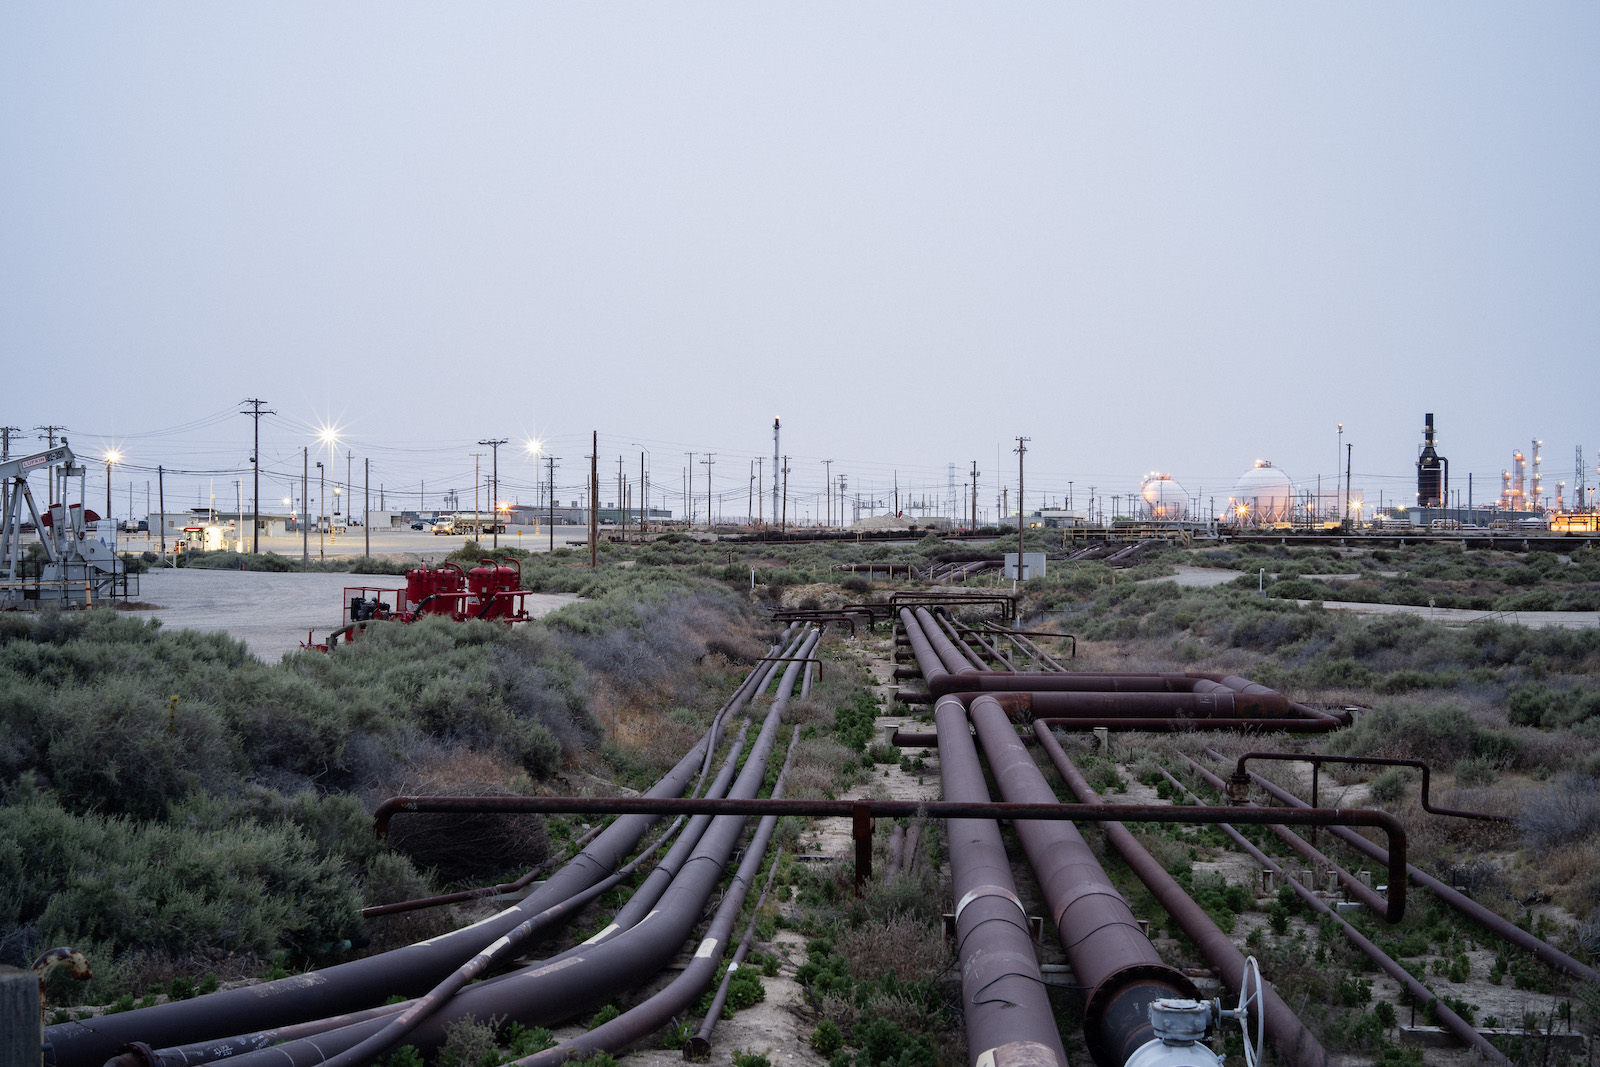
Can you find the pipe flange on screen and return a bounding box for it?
[1082,963,1198,1067]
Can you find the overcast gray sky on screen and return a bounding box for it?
[3,4,1596,521]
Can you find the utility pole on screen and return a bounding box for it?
[639,451,647,534]
[747,460,755,526]
[471,452,483,537]
[757,457,764,526]
[822,460,833,527]
[158,465,167,564]
[771,417,780,526]
[684,452,695,525]
[317,461,325,562]
[1015,437,1030,578]
[701,454,716,530]
[617,455,626,542]
[546,454,560,551]
[1,427,19,542]
[301,449,309,565]
[479,439,506,548]
[363,458,370,557]
[35,425,67,506]
[1335,423,1343,521]
[1345,442,1353,526]
[781,454,790,534]
[971,461,979,530]
[589,432,599,569]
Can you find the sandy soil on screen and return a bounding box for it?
[120,568,577,661]
[1137,567,1599,630]
[1290,598,1600,631]
[1138,566,1244,588]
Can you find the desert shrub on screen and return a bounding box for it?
[1519,775,1600,851]
[700,965,765,1017]
[437,1015,502,1067]
[833,687,878,753]
[385,753,549,881]
[810,1020,844,1055]
[853,1016,934,1067]
[0,790,360,971]
[1187,874,1253,933]
[1369,768,1409,804]
[505,1024,557,1057]
[1269,578,1329,602]
[1323,703,1520,768]
[1454,756,1498,787]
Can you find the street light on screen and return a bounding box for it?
[316,461,325,562]
[103,449,122,526]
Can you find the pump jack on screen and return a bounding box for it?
[0,443,133,607]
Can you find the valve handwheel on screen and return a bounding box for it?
[1218,955,1264,1067]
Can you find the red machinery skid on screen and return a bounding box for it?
[301,557,532,650]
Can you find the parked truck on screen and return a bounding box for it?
[432,513,506,535]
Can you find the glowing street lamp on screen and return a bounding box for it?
[103,449,122,523]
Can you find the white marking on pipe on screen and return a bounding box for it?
[954,884,1025,924]
[581,923,619,945]
[695,937,720,958]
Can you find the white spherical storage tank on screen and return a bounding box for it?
[1140,473,1189,520]
[1229,461,1294,523]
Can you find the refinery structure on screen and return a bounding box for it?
[0,411,1597,576]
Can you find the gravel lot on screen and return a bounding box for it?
[124,567,578,662]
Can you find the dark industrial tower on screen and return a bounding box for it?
[1416,413,1448,507]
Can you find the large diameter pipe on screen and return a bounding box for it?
[1034,716,1342,734]
[1161,769,1511,1066]
[1196,750,1600,986]
[210,634,821,1067]
[934,696,1069,1067]
[966,695,1194,1067]
[1033,725,1326,1067]
[931,612,993,671]
[899,607,956,687]
[523,727,804,1066]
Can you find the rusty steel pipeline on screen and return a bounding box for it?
[1159,768,1512,1066]
[1197,748,1600,986]
[1032,725,1326,1067]
[522,727,805,1067]
[965,695,1195,1067]
[1228,752,1514,822]
[935,695,1069,1067]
